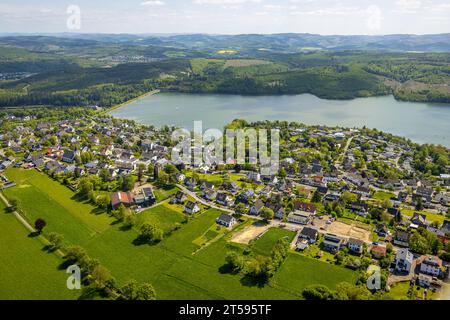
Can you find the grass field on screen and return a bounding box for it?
[401,208,447,225]
[2,168,358,300]
[272,252,358,294]
[4,168,114,245]
[373,191,395,201]
[0,202,79,300]
[153,185,179,202]
[135,203,185,233]
[251,228,296,256]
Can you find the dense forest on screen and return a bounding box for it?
[0,35,449,107]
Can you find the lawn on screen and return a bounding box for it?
[3,168,114,245]
[251,228,296,256]
[153,185,179,202]
[272,252,358,294]
[0,203,79,300]
[373,191,395,201]
[401,208,447,225]
[135,203,186,233]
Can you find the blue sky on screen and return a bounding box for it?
[0,0,449,35]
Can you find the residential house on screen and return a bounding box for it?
[236,188,255,205]
[394,230,410,247]
[299,227,318,244]
[223,182,239,194]
[203,188,217,201]
[370,245,387,259]
[171,191,187,204]
[410,213,427,229]
[247,172,261,183]
[184,177,197,190]
[294,201,317,216]
[200,181,215,191]
[395,249,414,274]
[142,187,156,206]
[441,220,450,234]
[111,192,134,210]
[417,273,432,288]
[216,214,237,228]
[175,173,186,183]
[216,193,233,207]
[184,201,200,215]
[288,211,312,225]
[375,224,389,237]
[62,150,76,163]
[250,199,265,216]
[347,238,364,255]
[418,255,443,277]
[322,234,344,253]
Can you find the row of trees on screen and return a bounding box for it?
[64,245,156,300]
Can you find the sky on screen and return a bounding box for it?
[0,0,449,35]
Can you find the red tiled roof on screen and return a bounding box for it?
[294,201,316,213]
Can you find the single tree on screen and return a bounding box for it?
[48,232,64,250]
[34,218,47,234]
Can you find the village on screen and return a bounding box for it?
[1,109,450,299]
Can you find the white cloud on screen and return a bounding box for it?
[395,0,422,10]
[366,5,383,32]
[193,0,261,4]
[141,1,165,6]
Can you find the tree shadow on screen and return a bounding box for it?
[77,286,107,300]
[28,231,40,238]
[90,207,106,216]
[239,275,268,288]
[41,244,57,253]
[58,259,74,271]
[218,263,240,275]
[132,236,160,247]
[119,224,133,232]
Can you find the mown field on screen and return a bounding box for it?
[3,168,357,300]
[0,201,79,300]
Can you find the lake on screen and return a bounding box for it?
[110,93,450,147]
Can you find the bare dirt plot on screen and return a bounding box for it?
[328,221,372,242]
[230,222,270,244]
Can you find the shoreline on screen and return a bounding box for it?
[100,89,160,115]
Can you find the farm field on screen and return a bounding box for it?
[0,202,79,300]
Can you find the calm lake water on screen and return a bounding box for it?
[110,93,450,146]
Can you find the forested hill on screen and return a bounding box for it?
[3,33,450,53]
[0,34,449,108]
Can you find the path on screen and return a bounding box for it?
[0,192,36,233]
[176,184,234,214]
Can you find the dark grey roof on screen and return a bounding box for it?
[300,227,318,239]
[217,214,234,224]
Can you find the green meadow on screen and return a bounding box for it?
[0,202,79,300]
[2,168,357,300]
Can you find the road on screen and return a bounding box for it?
[176,184,235,214]
[335,136,354,172]
[175,184,379,247]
